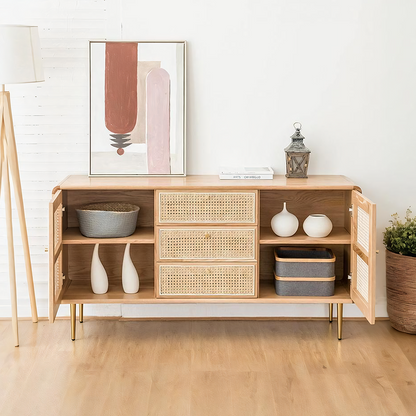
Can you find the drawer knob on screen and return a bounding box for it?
[204,233,211,240]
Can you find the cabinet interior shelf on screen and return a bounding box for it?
[61,279,352,305]
[259,227,351,245]
[62,227,154,244]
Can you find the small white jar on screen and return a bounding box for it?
[303,214,333,238]
[271,202,299,237]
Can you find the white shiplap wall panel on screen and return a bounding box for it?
[17,135,89,145]
[14,106,88,116]
[0,0,121,318]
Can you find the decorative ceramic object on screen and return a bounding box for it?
[271,202,299,237]
[91,243,109,294]
[122,243,140,293]
[303,214,333,238]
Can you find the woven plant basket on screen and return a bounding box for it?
[76,202,140,238]
[386,249,416,334]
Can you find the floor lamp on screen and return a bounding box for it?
[0,25,44,346]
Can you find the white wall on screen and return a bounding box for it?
[1,0,415,319]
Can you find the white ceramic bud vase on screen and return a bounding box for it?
[122,243,140,293]
[303,214,333,238]
[91,243,109,294]
[271,202,299,237]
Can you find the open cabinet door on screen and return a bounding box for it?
[49,190,64,322]
[351,190,376,324]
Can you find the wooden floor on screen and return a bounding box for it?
[0,319,415,416]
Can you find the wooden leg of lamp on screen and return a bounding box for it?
[79,304,83,323]
[2,145,19,347]
[70,304,76,341]
[0,118,3,198]
[0,93,3,196]
[329,303,333,323]
[337,303,343,340]
[3,93,38,323]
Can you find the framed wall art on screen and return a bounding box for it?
[89,40,186,176]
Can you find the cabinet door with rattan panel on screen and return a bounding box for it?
[49,190,68,322]
[350,190,376,324]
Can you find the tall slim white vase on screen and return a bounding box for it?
[122,243,140,293]
[91,243,108,294]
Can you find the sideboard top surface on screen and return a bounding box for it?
[54,175,360,193]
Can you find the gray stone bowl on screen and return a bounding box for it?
[76,202,140,238]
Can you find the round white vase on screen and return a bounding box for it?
[271,202,299,237]
[303,214,333,238]
[91,243,109,294]
[122,243,140,293]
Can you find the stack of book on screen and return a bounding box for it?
[219,167,274,180]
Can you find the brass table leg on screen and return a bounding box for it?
[329,303,333,323]
[70,304,76,341]
[337,303,343,340]
[79,304,83,323]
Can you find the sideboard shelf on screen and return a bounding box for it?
[49,174,376,341]
[259,227,351,245]
[60,279,352,305]
[62,227,155,244]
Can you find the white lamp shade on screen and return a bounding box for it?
[0,25,44,84]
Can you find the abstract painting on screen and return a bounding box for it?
[89,41,186,176]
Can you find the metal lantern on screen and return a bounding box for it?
[285,122,311,178]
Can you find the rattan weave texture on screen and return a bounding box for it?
[159,192,256,223]
[159,228,256,260]
[159,264,255,296]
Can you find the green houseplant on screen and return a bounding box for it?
[384,208,416,334]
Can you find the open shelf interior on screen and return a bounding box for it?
[67,243,154,281]
[64,189,155,229]
[61,279,352,304]
[259,245,349,282]
[62,227,154,244]
[260,189,351,234]
[57,187,354,308]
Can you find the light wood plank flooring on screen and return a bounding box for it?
[0,319,415,416]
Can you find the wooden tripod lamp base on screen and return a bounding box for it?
[0,25,44,346]
[0,89,38,346]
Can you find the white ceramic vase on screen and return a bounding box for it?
[271,202,299,237]
[91,243,109,294]
[303,214,333,238]
[122,243,140,293]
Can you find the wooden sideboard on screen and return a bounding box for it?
[49,175,376,341]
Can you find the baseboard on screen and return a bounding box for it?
[0,316,390,322]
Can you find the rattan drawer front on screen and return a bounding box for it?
[158,264,256,297]
[158,191,256,224]
[158,228,256,260]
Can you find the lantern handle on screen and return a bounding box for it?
[293,122,302,131]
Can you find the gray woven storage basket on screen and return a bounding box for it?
[274,247,336,296]
[275,247,335,277]
[274,273,335,296]
[76,202,140,238]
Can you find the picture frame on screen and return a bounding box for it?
[89,40,186,176]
